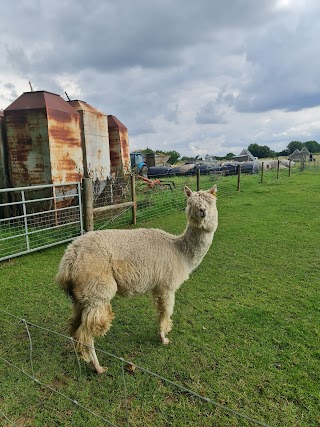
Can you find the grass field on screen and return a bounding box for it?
[1,169,320,426]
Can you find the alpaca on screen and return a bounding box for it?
[56,185,218,373]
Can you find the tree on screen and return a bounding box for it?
[287,141,303,153]
[225,152,235,160]
[277,148,290,157]
[161,150,180,164]
[136,147,154,155]
[248,144,276,158]
[304,140,320,153]
[136,148,181,164]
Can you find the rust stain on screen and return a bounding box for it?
[68,100,110,181]
[4,91,83,187]
[108,115,130,176]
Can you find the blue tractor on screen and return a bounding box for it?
[130,152,148,177]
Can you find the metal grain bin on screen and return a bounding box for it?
[68,100,110,180]
[108,115,130,176]
[0,110,10,217]
[0,111,9,189]
[4,91,83,187]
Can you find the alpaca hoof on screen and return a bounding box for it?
[162,337,170,345]
[95,365,107,374]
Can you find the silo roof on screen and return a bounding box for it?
[68,100,105,115]
[5,91,78,114]
[108,115,127,131]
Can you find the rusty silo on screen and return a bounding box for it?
[108,115,130,176]
[4,91,84,187]
[68,100,110,181]
[0,111,9,190]
[0,110,10,217]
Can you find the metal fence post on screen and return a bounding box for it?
[21,190,30,251]
[261,161,264,183]
[277,160,280,179]
[237,164,241,192]
[196,167,200,191]
[288,160,291,177]
[82,178,94,232]
[131,174,137,225]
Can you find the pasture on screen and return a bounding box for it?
[1,169,319,426]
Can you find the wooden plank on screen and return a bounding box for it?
[93,201,134,214]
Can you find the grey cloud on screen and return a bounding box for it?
[130,122,156,136]
[232,4,320,113]
[2,0,320,156]
[2,0,279,74]
[196,101,227,124]
[165,105,180,124]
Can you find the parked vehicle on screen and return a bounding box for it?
[130,152,148,177]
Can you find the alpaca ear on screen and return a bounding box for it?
[184,186,193,197]
[208,185,217,196]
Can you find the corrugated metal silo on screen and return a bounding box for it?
[68,100,110,180]
[108,115,130,176]
[4,91,83,187]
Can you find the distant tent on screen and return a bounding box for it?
[301,146,311,154]
[233,149,256,162]
[288,148,310,161]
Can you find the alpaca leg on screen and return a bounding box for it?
[153,291,175,345]
[68,302,83,336]
[72,301,115,374]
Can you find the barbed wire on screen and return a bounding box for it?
[0,308,271,427]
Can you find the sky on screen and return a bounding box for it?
[1,0,320,158]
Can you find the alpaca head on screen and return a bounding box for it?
[184,186,218,231]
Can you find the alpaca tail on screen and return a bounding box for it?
[55,248,76,298]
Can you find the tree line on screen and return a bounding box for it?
[136,140,320,163]
[247,140,320,159]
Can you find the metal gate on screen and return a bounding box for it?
[0,182,83,262]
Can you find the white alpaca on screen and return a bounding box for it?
[56,185,218,373]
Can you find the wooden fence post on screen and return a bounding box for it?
[237,164,241,192]
[82,178,94,232]
[277,160,280,179]
[261,161,264,183]
[196,167,200,191]
[131,174,137,225]
[288,160,291,177]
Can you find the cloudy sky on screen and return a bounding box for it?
[1,0,320,157]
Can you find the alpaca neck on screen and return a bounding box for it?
[176,224,214,272]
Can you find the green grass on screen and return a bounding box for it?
[1,170,320,426]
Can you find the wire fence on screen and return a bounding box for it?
[0,309,271,427]
[1,160,319,261]
[97,161,317,231]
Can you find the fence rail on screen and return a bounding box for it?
[0,182,83,262]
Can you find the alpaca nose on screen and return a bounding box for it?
[199,208,206,218]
